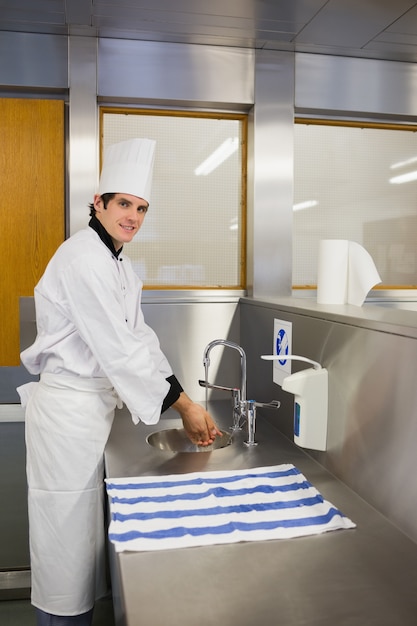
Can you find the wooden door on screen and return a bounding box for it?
[0,98,65,365]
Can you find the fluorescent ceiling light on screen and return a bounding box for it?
[389,170,417,184]
[293,200,318,211]
[194,137,239,176]
[390,156,417,170]
[229,217,238,231]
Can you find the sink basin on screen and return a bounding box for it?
[146,428,232,453]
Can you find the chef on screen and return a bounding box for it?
[18,138,221,626]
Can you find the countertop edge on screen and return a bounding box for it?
[240,295,417,338]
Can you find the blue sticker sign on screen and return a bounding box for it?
[276,328,289,365]
[273,319,293,386]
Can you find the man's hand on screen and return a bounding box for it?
[171,392,222,446]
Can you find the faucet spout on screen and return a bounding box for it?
[203,339,247,404]
[202,339,247,430]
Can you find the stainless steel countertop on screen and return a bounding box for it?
[105,401,417,626]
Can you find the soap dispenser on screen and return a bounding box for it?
[261,355,328,451]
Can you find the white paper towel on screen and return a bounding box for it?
[317,239,381,306]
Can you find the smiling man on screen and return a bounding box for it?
[18,138,220,626]
[92,192,149,249]
[94,193,149,248]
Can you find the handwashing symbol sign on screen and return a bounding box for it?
[276,328,289,365]
[273,319,292,385]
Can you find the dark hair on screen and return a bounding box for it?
[89,193,116,217]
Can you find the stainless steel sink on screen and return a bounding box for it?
[146,428,232,453]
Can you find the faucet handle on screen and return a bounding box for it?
[198,380,240,393]
[253,400,281,410]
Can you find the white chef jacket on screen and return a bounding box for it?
[21,226,171,424]
[19,224,176,616]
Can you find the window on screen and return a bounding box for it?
[101,108,246,289]
[293,119,417,289]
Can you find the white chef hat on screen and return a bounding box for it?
[98,138,156,203]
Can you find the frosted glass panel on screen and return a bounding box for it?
[101,110,245,288]
[293,122,417,288]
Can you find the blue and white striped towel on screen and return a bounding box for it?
[105,464,355,552]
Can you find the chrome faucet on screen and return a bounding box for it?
[199,339,247,431]
[199,339,280,444]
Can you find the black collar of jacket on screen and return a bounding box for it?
[89,214,122,259]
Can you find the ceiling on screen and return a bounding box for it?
[2,0,417,64]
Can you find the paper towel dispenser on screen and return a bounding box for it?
[261,355,328,451]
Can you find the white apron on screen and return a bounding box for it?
[19,373,120,616]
